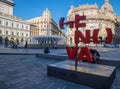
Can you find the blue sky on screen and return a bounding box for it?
[13,0,120,25]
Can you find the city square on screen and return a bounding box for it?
[0,0,120,89]
[0,46,120,89]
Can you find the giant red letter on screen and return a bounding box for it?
[77,47,93,62]
[105,28,112,44]
[93,29,99,44]
[66,46,79,59]
[75,30,90,44]
[75,15,86,28]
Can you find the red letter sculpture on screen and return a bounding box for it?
[78,47,93,62]
[66,46,79,59]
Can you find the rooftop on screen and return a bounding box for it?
[0,0,15,6]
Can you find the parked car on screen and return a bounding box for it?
[116,44,120,48]
[104,44,115,48]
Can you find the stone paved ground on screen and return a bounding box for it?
[0,55,93,89]
[0,55,120,89]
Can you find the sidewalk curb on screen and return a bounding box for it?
[0,53,35,55]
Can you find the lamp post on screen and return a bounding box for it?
[98,23,102,44]
[75,27,78,71]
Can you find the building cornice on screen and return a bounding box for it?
[0,12,29,25]
[86,15,115,22]
[0,0,15,6]
[73,4,98,12]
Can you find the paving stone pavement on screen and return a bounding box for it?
[0,55,120,89]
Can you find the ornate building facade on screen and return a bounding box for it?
[67,0,115,46]
[30,24,39,37]
[113,16,120,45]
[0,0,30,46]
[27,9,65,37]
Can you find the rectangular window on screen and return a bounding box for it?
[12,23,14,27]
[22,33,24,36]
[17,32,19,36]
[22,25,24,29]
[6,31,8,35]
[26,26,28,29]
[26,33,28,37]
[6,22,8,26]
[12,32,14,35]
[17,24,19,28]
[0,20,1,24]
[0,30,2,34]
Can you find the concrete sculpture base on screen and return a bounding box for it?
[47,60,116,89]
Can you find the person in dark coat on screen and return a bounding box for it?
[90,49,100,63]
[44,47,50,53]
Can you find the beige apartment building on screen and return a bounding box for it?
[30,24,39,37]
[27,9,65,37]
[67,0,116,46]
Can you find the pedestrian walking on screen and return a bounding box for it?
[24,41,28,52]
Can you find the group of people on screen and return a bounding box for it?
[19,41,100,62]
[5,40,19,48]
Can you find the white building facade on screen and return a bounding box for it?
[0,0,30,45]
[0,12,30,44]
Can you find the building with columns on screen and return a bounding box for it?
[27,9,65,37]
[0,0,30,46]
[67,0,116,46]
